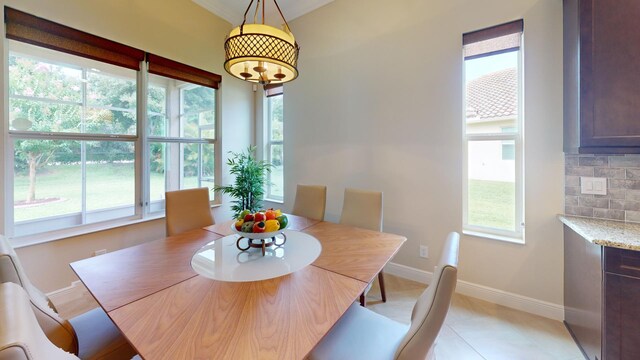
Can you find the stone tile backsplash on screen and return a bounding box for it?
[565,154,640,223]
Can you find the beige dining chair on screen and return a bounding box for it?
[339,188,385,306]
[0,236,137,359]
[0,282,142,360]
[0,282,79,360]
[165,187,215,236]
[308,232,460,360]
[291,184,327,221]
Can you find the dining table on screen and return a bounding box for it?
[70,214,406,360]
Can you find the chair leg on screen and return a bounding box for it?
[378,271,386,303]
[359,293,366,307]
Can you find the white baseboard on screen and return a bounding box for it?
[46,280,82,297]
[384,262,564,321]
[384,262,432,284]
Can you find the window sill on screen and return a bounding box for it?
[9,203,221,249]
[462,229,525,245]
[264,198,284,205]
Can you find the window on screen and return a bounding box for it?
[264,85,284,201]
[147,72,217,214]
[4,8,221,238]
[462,20,524,242]
[501,127,516,160]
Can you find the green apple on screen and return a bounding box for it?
[239,209,251,220]
[276,215,288,230]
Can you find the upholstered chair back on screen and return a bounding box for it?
[165,187,215,236]
[0,236,78,354]
[394,232,459,360]
[291,185,327,221]
[339,188,383,231]
[0,282,79,360]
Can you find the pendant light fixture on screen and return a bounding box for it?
[224,0,300,85]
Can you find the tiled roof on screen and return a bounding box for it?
[466,67,517,121]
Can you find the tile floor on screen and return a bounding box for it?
[367,274,585,360]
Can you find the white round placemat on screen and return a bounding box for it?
[191,230,322,282]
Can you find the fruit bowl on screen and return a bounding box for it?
[230,222,286,240]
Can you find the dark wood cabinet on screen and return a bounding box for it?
[563,0,640,153]
[564,226,602,360]
[565,226,640,360]
[603,248,640,359]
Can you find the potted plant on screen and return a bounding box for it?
[214,146,272,218]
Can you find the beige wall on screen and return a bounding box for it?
[0,0,254,292]
[284,0,564,304]
[0,0,565,306]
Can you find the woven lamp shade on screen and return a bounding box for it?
[224,24,299,85]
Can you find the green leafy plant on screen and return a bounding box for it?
[214,146,272,218]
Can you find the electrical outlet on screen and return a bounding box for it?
[580,176,607,195]
[93,249,107,257]
[419,245,428,258]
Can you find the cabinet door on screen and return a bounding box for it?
[581,0,640,148]
[564,227,601,360]
[604,273,640,359]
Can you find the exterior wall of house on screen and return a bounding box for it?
[467,119,516,182]
[466,119,516,134]
[285,0,564,305]
[468,141,515,182]
[0,0,252,292]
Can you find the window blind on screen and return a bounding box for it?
[264,84,283,97]
[463,19,523,60]
[147,53,221,89]
[4,6,145,70]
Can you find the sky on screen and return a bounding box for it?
[465,51,518,82]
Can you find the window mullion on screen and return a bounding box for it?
[80,68,87,224]
[9,94,82,107]
[466,133,517,141]
[147,136,213,144]
[8,131,138,141]
[4,139,15,237]
[80,141,87,224]
[138,61,148,217]
[213,87,221,204]
[515,139,524,233]
[197,143,203,188]
[515,48,525,236]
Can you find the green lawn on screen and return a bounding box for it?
[468,179,515,231]
[15,163,171,222]
[15,165,515,230]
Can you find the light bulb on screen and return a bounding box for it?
[240,62,252,79]
[253,61,267,73]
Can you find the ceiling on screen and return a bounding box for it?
[193,0,333,26]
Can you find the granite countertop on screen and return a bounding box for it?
[559,215,640,251]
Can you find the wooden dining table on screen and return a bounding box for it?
[70,214,406,360]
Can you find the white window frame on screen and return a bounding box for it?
[146,76,220,215]
[462,45,525,244]
[2,40,221,245]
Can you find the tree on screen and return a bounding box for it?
[9,52,146,202]
[9,55,82,202]
[9,51,212,204]
[269,95,283,166]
